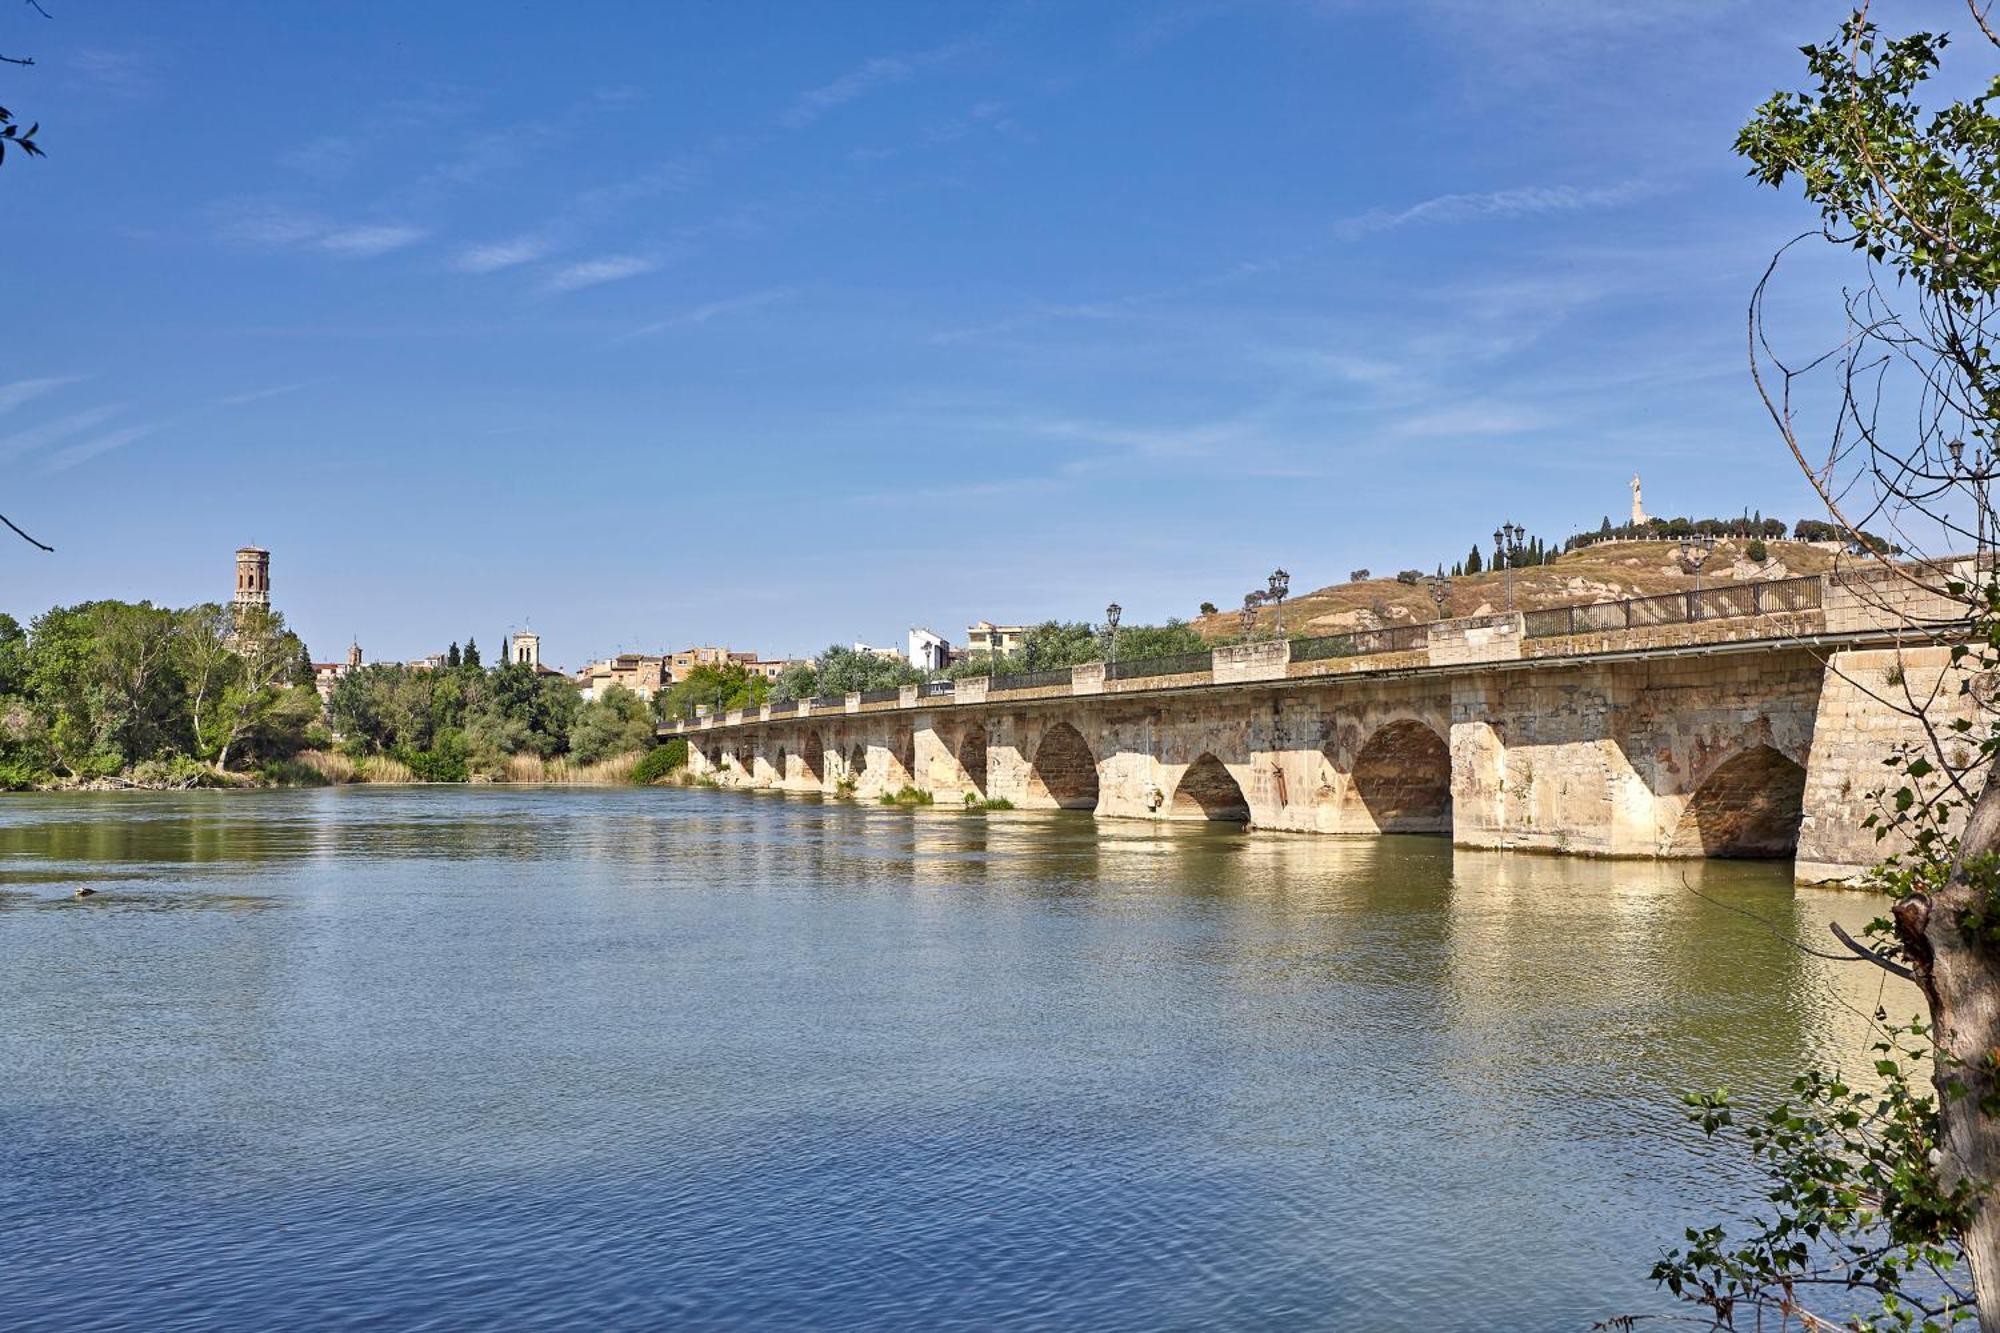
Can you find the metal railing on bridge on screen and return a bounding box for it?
[1290,623,1430,662]
[809,694,847,710]
[1522,574,1823,638]
[920,679,956,697]
[990,667,1074,693]
[858,687,901,704]
[1107,650,1213,681]
[767,700,797,716]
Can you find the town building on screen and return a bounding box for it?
[576,653,668,701]
[666,646,791,683]
[908,627,951,673]
[965,621,1027,657]
[312,642,364,707]
[853,642,904,663]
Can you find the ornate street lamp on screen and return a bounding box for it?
[1105,601,1122,664]
[1677,533,1719,614]
[1266,569,1290,638]
[1240,590,1264,640]
[1493,521,1526,610]
[1427,567,1452,621]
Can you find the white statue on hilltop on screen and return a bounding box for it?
[1630,472,1647,525]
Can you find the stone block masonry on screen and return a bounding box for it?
[677,572,1990,882]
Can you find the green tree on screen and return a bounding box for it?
[463,637,481,669]
[656,661,770,721]
[1644,8,2000,1325]
[1465,544,1483,575]
[207,607,316,770]
[570,684,655,764]
[446,642,461,669]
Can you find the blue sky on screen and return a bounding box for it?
[1,1,1893,666]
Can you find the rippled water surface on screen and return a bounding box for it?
[0,787,1897,1330]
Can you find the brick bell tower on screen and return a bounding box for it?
[234,546,271,615]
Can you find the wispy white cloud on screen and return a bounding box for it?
[453,235,555,273]
[220,205,428,258]
[543,255,657,293]
[621,288,794,339]
[218,383,309,408]
[781,40,977,128]
[1394,403,1553,437]
[278,134,364,181]
[71,49,155,99]
[1336,181,1657,239]
[43,425,153,474]
[317,224,429,257]
[783,56,918,128]
[0,377,84,416]
[0,405,123,460]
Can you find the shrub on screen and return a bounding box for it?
[880,785,933,805]
[632,739,688,785]
[1395,569,1422,585]
[1349,568,1371,582]
[1746,538,1769,563]
[261,757,332,787]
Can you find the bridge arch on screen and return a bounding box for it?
[1347,719,1452,834]
[802,729,825,785]
[1669,744,1807,858]
[847,742,866,784]
[958,723,989,797]
[1028,721,1099,810]
[1169,753,1250,822]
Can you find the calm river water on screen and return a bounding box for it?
[0,787,1898,1330]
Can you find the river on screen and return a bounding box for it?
[0,786,1898,1329]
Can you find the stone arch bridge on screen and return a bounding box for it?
[675,570,1976,882]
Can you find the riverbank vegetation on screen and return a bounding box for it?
[0,599,688,790]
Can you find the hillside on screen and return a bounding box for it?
[1189,539,1843,642]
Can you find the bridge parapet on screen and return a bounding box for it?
[1214,640,1289,683]
[1825,565,1973,634]
[1429,613,1523,665]
[660,569,1980,747]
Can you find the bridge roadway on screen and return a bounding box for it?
[669,568,1976,881]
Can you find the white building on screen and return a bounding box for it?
[908,627,951,673]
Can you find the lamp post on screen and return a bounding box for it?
[1240,591,1263,640]
[1427,567,1452,621]
[1105,601,1122,665]
[1265,569,1290,638]
[1677,533,1718,615]
[1493,522,1526,610]
[1949,438,1993,560]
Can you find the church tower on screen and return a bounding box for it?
[510,629,541,671]
[234,546,271,614]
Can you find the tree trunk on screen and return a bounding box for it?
[1901,773,2000,1329]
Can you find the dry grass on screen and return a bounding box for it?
[1189,539,1843,640]
[501,751,643,786]
[290,751,419,784]
[289,750,643,786]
